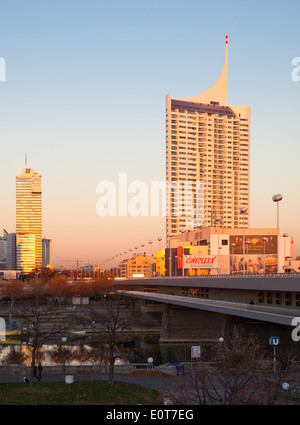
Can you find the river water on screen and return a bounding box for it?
[1,319,299,367]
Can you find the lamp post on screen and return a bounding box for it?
[239,206,248,275]
[167,232,172,277]
[128,249,132,277]
[262,237,267,274]
[62,336,67,374]
[214,215,222,275]
[157,236,162,252]
[135,246,138,276]
[156,237,162,277]
[148,240,153,256]
[149,240,153,277]
[245,240,250,274]
[283,233,288,272]
[272,194,283,273]
[147,356,153,399]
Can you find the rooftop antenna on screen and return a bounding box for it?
[25,153,27,166]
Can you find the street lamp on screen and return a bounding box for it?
[147,356,153,399]
[62,336,67,374]
[167,232,173,277]
[282,382,290,391]
[157,237,162,252]
[272,194,283,273]
[135,246,138,276]
[283,233,288,272]
[148,240,153,277]
[239,206,248,275]
[214,215,222,275]
[262,237,267,274]
[245,240,250,273]
[148,240,153,254]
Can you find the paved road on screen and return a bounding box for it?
[0,372,176,391]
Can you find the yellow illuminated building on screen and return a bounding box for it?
[120,255,155,278]
[156,244,209,277]
[16,168,42,273]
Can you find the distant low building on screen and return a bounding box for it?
[0,270,20,280]
[0,230,16,271]
[42,238,53,269]
[120,254,155,278]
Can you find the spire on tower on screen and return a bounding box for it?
[176,35,228,106]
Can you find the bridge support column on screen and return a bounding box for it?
[160,304,230,343]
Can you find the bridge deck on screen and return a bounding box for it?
[117,274,300,292]
[123,290,298,326]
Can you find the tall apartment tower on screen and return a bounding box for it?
[16,168,42,273]
[166,36,250,237]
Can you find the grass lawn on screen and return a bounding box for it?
[0,380,163,405]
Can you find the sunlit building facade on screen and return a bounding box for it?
[166,36,250,237]
[120,254,155,278]
[161,227,293,275]
[16,168,42,273]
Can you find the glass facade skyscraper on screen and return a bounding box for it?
[16,168,42,273]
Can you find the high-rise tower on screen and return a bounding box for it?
[16,167,42,273]
[166,36,250,236]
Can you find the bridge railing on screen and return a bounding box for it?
[122,273,300,280]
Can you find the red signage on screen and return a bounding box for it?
[178,246,183,269]
[183,255,217,268]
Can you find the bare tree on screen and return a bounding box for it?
[16,280,73,385]
[80,290,136,386]
[1,280,26,328]
[161,326,294,405]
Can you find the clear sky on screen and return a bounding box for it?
[0,0,299,268]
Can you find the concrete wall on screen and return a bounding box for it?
[160,304,228,343]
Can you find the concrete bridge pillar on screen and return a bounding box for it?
[160,304,230,343]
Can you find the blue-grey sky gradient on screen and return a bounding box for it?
[0,0,299,267]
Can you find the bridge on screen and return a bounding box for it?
[115,274,300,343]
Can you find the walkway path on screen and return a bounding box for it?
[0,372,176,391]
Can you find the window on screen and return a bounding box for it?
[285,293,292,306]
[267,292,273,304]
